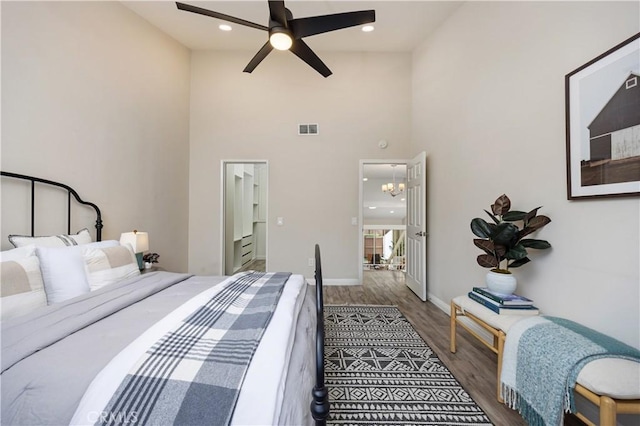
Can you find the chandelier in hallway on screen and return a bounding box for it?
[382,164,405,197]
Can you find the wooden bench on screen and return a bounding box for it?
[450,295,640,426]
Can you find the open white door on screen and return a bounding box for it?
[405,152,427,301]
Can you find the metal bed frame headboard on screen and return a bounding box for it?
[1,171,103,241]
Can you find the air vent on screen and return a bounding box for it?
[298,124,319,135]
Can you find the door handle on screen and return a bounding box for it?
[415,231,427,237]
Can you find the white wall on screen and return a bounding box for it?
[188,50,411,278]
[411,1,640,347]
[1,2,191,272]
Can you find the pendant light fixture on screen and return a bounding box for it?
[382,164,405,197]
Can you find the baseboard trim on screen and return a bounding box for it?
[428,293,450,314]
[307,278,360,286]
[428,292,493,344]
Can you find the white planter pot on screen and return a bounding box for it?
[485,270,517,295]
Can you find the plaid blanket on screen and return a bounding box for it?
[98,271,290,426]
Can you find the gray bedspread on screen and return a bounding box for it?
[2,272,192,373]
[1,272,224,425]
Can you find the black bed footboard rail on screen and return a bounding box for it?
[311,244,329,425]
[1,171,103,241]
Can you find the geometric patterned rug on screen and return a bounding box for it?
[324,305,493,425]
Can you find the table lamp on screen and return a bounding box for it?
[119,230,149,270]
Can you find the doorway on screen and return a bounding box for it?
[222,161,268,275]
[360,162,407,282]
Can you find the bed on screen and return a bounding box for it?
[0,171,329,426]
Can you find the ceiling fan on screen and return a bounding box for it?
[176,1,375,77]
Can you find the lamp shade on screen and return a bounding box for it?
[119,231,149,253]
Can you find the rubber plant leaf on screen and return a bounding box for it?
[491,222,519,246]
[473,239,495,254]
[502,210,527,221]
[494,244,507,257]
[520,238,551,249]
[519,216,551,239]
[491,194,511,216]
[484,209,500,224]
[506,244,528,260]
[477,254,499,268]
[524,206,542,225]
[471,218,493,239]
[527,215,551,230]
[508,257,531,268]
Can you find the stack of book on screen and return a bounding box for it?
[468,287,539,315]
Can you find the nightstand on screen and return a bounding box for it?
[141,266,162,274]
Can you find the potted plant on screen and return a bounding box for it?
[470,194,551,294]
[142,252,160,269]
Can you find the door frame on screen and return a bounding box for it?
[220,160,269,276]
[358,159,408,285]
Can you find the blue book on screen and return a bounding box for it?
[468,292,539,315]
[472,286,534,306]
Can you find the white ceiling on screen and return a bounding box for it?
[122,1,463,52]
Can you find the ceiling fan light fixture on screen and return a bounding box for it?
[269,28,293,50]
[176,1,375,76]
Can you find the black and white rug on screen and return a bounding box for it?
[324,305,492,425]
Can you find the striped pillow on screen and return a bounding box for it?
[82,245,140,291]
[9,228,92,248]
[0,246,47,320]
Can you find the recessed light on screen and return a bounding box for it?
[363,177,368,181]
[362,25,374,33]
[368,206,377,210]
[400,198,406,201]
[219,24,232,31]
[390,210,395,214]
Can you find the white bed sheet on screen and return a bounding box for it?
[233,273,310,425]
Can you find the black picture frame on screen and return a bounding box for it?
[565,32,640,200]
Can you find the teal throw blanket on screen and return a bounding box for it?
[501,316,640,426]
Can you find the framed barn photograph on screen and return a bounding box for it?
[565,32,640,200]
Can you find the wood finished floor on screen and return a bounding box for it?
[324,270,585,426]
[238,259,266,272]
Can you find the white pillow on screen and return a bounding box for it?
[0,246,47,320]
[82,245,140,291]
[0,245,39,262]
[37,240,119,304]
[9,228,92,248]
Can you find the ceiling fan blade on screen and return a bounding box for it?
[289,39,332,78]
[289,10,375,39]
[243,41,274,74]
[268,1,287,26]
[176,2,268,31]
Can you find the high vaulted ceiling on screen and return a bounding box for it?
[122,1,463,52]
[120,2,458,223]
